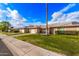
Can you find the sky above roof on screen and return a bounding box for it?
[48,3,79,24]
[0,3,79,28]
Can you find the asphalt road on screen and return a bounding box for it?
[0,39,13,56]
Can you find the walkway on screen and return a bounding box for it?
[11,33,31,37]
[0,34,64,56]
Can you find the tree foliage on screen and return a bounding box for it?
[0,21,11,32]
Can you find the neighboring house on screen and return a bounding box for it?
[19,21,79,35]
[27,25,40,34]
[19,25,40,34]
[49,21,79,35]
[19,27,29,33]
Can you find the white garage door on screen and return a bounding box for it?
[30,29,36,34]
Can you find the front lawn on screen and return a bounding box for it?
[15,34,79,56]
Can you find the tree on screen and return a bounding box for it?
[0,21,11,32]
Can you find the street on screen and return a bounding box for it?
[0,39,13,56]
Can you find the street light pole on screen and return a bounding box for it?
[46,3,48,35]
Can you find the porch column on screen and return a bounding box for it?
[53,29,56,35]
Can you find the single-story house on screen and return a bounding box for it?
[19,25,41,34]
[19,21,79,35]
[49,21,79,35]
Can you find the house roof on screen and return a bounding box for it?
[49,21,79,28]
[19,21,79,29]
[26,25,40,29]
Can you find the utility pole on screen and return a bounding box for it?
[46,3,48,35]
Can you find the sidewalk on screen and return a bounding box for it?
[0,34,64,56]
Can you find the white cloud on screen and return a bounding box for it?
[66,11,79,22]
[0,4,27,28]
[8,9,27,28]
[10,10,19,19]
[0,3,45,28]
[60,4,76,12]
[7,7,12,13]
[48,4,76,24]
[0,9,8,21]
[4,3,8,5]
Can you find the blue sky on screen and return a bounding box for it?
[0,3,79,28]
[8,3,46,23]
[48,3,69,20]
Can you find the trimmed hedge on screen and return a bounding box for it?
[56,31,79,35]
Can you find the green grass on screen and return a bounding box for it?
[15,34,79,56]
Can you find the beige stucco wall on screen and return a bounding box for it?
[55,27,79,31]
[50,27,79,34]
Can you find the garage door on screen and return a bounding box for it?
[30,29,36,34]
